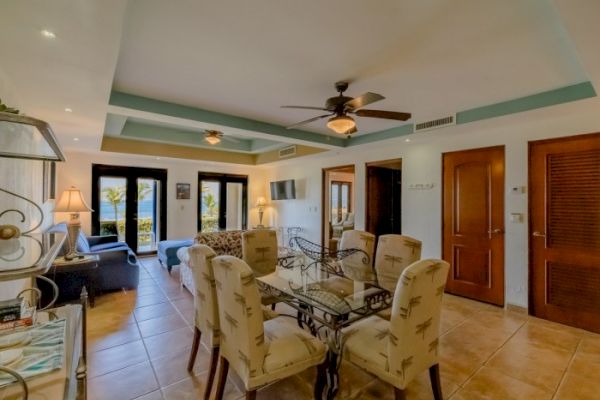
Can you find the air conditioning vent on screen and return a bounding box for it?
[414,115,455,132]
[278,145,297,158]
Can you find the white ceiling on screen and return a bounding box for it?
[1,0,599,155]
[113,0,588,135]
[0,0,128,149]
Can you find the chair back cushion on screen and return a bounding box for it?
[242,230,278,277]
[188,244,220,348]
[388,259,449,386]
[374,235,422,292]
[212,255,266,386]
[339,230,376,282]
[195,230,243,258]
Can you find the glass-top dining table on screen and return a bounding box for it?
[260,251,393,399]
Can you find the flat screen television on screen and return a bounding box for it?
[270,179,296,200]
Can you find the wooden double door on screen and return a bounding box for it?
[443,146,505,306]
[530,133,600,333]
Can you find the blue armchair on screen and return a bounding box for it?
[48,223,140,291]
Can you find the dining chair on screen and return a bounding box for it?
[342,259,450,400]
[212,255,328,400]
[374,234,422,292]
[339,230,376,282]
[242,230,278,277]
[242,229,280,309]
[185,244,220,400]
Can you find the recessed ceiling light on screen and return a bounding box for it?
[64,107,72,113]
[405,138,411,143]
[41,29,56,39]
[155,157,161,160]
[73,137,79,141]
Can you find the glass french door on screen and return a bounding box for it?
[198,173,247,232]
[330,181,351,223]
[92,165,167,255]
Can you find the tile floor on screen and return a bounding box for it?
[87,257,600,400]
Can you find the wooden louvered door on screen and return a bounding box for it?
[443,146,505,305]
[530,133,600,333]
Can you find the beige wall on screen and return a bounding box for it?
[56,150,268,240]
[263,97,600,308]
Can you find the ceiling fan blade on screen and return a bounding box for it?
[281,105,329,111]
[286,114,332,129]
[355,109,412,121]
[344,92,385,110]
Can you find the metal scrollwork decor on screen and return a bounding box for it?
[0,187,44,240]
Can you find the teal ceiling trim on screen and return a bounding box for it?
[457,81,596,124]
[250,138,283,152]
[345,123,414,147]
[121,121,254,152]
[104,114,127,136]
[109,91,346,148]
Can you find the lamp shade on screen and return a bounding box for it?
[256,196,267,207]
[54,186,93,212]
[327,115,356,134]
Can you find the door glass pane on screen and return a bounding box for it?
[226,182,243,230]
[341,184,349,219]
[201,180,220,232]
[331,183,339,223]
[99,177,126,241]
[137,178,159,253]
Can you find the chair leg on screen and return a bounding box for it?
[245,390,257,400]
[271,303,276,311]
[187,327,201,372]
[394,387,406,400]
[204,347,220,400]
[429,364,443,400]
[314,359,328,400]
[214,356,229,400]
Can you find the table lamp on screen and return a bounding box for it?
[54,186,93,260]
[256,196,267,228]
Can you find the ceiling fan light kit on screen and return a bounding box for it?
[204,130,222,145]
[327,115,356,134]
[283,81,411,136]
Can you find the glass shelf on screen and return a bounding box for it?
[0,112,65,161]
[0,232,66,280]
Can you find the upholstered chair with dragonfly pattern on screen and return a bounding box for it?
[343,259,450,400]
[185,244,221,399]
[242,229,280,310]
[339,230,376,282]
[212,255,327,400]
[375,234,422,292]
[242,230,278,277]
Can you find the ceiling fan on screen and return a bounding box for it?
[203,130,240,145]
[282,81,411,135]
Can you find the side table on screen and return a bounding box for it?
[46,255,100,307]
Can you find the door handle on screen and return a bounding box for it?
[489,228,504,234]
[532,231,546,237]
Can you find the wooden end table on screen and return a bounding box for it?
[47,255,100,307]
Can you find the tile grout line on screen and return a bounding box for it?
[455,308,528,390]
[550,335,583,400]
[137,257,202,399]
[133,257,168,400]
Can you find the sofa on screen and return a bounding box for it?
[331,212,355,238]
[178,230,243,293]
[48,223,140,291]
